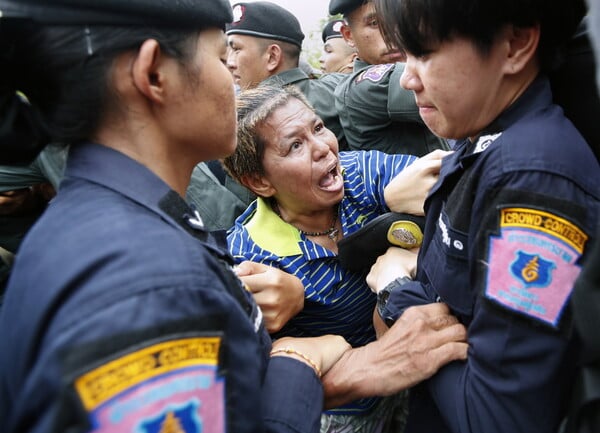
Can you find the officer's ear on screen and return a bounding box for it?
[240,173,276,198]
[501,24,540,76]
[266,44,283,73]
[131,39,167,104]
[340,23,356,48]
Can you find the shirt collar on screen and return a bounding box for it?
[245,197,304,256]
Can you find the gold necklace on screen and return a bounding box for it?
[273,202,339,240]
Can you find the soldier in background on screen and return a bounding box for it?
[319,19,358,74]
[329,0,449,155]
[226,1,346,147]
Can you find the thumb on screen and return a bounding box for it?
[234,260,256,277]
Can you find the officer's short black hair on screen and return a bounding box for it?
[375,0,586,73]
[226,2,304,48]
[322,19,345,43]
[329,0,369,16]
[0,0,234,162]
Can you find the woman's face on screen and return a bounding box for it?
[257,98,344,213]
[171,28,237,161]
[400,35,508,140]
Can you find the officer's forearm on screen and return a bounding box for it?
[322,303,468,409]
[321,335,415,408]
[321,344,381,409]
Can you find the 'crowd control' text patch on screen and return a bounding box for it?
[484,207,587,328]
[75,336,225,432]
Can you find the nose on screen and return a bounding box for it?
[311,132,334,160]
[399,56,421,91]
[226,52,236,71]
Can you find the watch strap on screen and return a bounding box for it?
[377,276,413,326]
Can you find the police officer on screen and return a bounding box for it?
[0,1,352,432]
[329,0,449,155]
[0,0,474,432]
[226,1,347,147]
[368,1,598,433]
[319,19,358,74]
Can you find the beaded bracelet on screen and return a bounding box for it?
[270,347,322,378]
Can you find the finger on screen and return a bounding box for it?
[418,150,446,162]
[427,314,461,331]
[233,261,252,277]
[250,289,268,305]
[418,159,444,175]
[404,302,451,318]
[422,323,468,354]
[427,341,469,369]
[238,273,268,294]
[235,260,268,277]
[428,149,454,159]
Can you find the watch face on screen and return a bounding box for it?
[376,277,412,326]
[377,287,391,317]
[378,289,390,305]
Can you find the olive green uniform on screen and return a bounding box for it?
[335,59,449,156]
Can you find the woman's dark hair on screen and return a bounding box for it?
[375,0,586,72]
[4,23,200,145]
[222,84,313,185]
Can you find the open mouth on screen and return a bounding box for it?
[318,163,342,191]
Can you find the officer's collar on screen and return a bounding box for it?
[66,142,231,256]
[470,75,551,150]
[66,142,171,208]
[353,58,371,72]
[263,68,308,86]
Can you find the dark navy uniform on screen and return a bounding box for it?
[381,77,600,433]
[335,59,449,155]
[0,143,323,433]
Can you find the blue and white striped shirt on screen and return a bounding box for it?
[227,150,416,413]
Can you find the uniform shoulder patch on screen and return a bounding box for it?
[355,63,394,84]
[484,207,588,328]
[74,336,225,432]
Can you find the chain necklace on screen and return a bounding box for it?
[273,202,339,240]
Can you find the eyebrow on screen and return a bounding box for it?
[280,113,321,141]
[362,12,377,24]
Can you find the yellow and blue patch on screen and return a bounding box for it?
[74,337,224,432]
[484,207,587,328]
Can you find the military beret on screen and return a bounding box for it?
[0,0,233,29]
[329,0,368,16]
[322,19,345,43]
[227,2,304,48]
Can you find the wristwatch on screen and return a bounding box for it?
[376,276,413,326]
